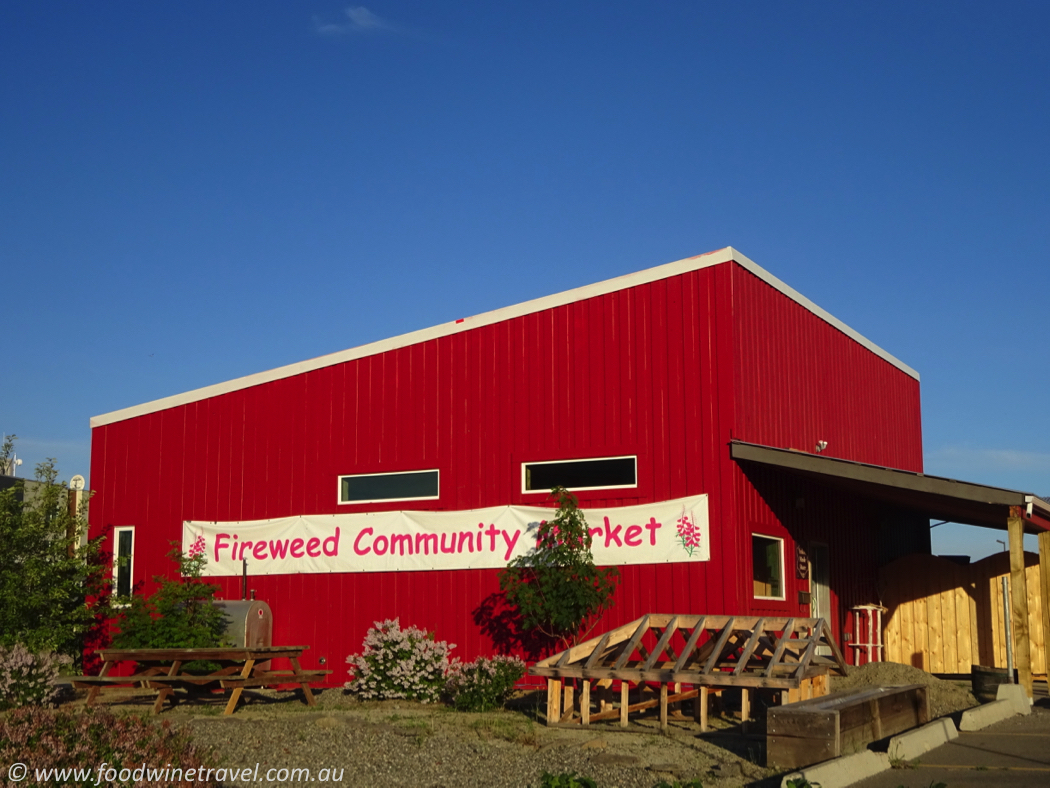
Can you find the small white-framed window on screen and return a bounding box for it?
[113,526,135,599]
[752,533,785,600]
[521,455,638,493]
[338,469,440,505]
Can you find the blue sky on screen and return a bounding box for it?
[2,2,1047,559]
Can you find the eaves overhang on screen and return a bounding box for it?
[730,441,1050,535]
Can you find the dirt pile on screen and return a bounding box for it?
[830,662,977,719]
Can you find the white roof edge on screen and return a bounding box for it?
[1026,495,1050,519]
[91,247,918,428]
[728,248,919,380]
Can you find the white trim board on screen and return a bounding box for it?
[91,247,918,428]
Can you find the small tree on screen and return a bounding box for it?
[112,539,227,653]
[498,487,619,650]
[0,436,110,664]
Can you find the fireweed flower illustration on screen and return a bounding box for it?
[676,511,702,557]
[187,534,207,559]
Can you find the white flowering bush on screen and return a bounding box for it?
[445,655,527,712]
[345,618,455,703]
[0,643,70,710]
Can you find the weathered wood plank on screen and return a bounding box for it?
[702,622,736,674]
[547,679,561,727]
[219,671,329,689]
[532,666,810,688]
[793,634,819,680]
[584,632,612,670]
[1009,510,1034,697]
[1025,561,1045,675]
[659,683,668,729]
[734,618,765,675]
[532,614,846,695]
[536,618,641,668]
[561,684,575,723]
[643,617,680,671]
[96,647,307,661]
[1040,531,1050,676]
[768,685,927,770]
[674,617,706,672]
[613,615,651,670]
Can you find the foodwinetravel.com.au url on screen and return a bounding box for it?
[5,761,345,784]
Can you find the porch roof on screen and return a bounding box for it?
[730,441,1050,534]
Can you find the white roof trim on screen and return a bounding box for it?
[91,247,918,427]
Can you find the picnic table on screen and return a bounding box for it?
[72,646,331,715]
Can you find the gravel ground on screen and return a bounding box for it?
[54,665,979,788]
[829,661,978,719]
[77,688,771,788]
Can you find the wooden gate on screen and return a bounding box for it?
[879,552,1045,675]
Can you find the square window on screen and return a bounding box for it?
[752,534,785,600]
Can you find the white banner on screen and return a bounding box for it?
[183,495,709,577]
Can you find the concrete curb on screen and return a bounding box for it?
[887,717,958,762]
[780,750,890,788]
[996,683,1032,716]
[959,698,1017,731]
[777,691,1035,786]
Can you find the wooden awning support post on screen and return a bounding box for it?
[1008,507,1034,698]
[1040,530,1050,682]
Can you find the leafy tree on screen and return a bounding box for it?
[111,540,227,654]
[498,487,620,650]
[0,435,110,663]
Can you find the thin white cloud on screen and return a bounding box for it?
[927,445,1050,473]
[346,7,385,30]
[13,439,90,455]
[925,444,1050,499]
[313,6,395,36]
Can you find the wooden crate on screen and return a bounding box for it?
[767,684,930,770]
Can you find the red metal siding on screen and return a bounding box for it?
[90,264,743,677]
[730,265,923,655]
[731,266,922,471]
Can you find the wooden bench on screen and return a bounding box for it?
[219,671,329,689]
[767,684,930,770]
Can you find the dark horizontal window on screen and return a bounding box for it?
[339,470,439,504]
[523,456,637,492]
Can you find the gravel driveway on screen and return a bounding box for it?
[63,661,978,788]
[87,687,771,788]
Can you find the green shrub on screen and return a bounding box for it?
[0,706,218,787]
[0,643,70,710]
[0,438,112,663]
[345,618,455,703]
[445,654,527,711]
[111,540,227,669]
[535,772,597,788]
[499,487,620,649]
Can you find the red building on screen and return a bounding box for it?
[89,247,925,677]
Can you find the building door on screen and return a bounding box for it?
[809,542,831,655]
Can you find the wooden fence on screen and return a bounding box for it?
[879,552,1045,675]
